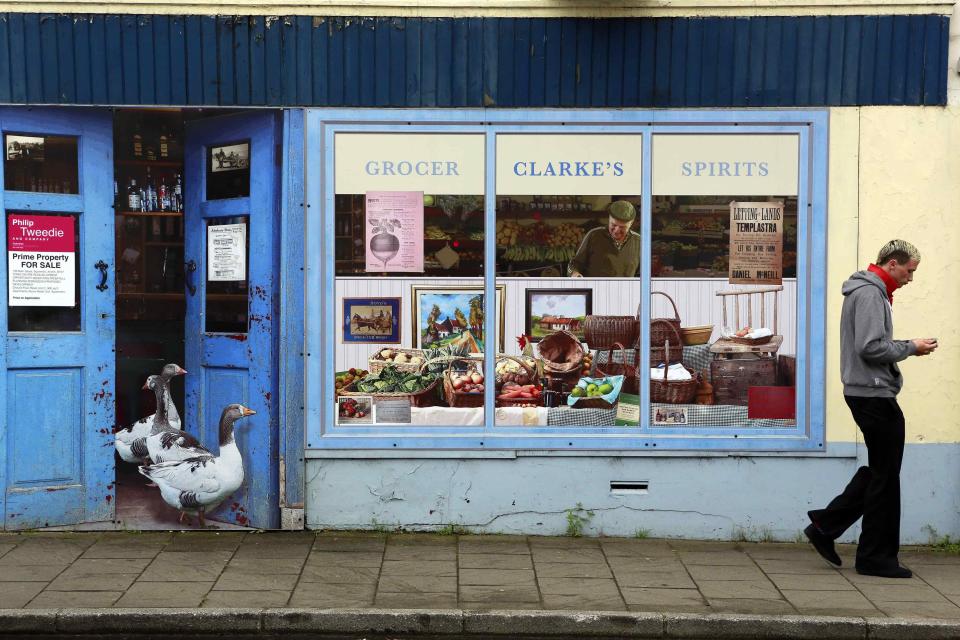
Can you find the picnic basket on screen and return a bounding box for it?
[650,323,699,404]
[537,330,586,387]
[583,304,640,350]
[593,342,639,395]
[649,319,685,366]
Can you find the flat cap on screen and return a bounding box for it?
[608,200,636,222]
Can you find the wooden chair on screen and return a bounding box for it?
[709,285,783,358]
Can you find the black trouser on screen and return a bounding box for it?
[808,396,905,570]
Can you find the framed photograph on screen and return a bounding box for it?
[210,142,249,172]
[206,140,251,200]
[524,288,593,342]
[336,396,373,425]
[411,285,505,352]
[342,297,401,343]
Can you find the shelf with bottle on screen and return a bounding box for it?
[117,168,184,215]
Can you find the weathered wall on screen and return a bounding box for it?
[0,0,952,17]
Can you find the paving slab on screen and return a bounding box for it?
[377,574,458,593]
[161,533,242,553]
[114,581,213,608]
[696,579,781,600]
[383,545,457,561]
[531,547,607,564]
[223,557,306,573]
[782,588,881,615]
[380,559,457,575]
[139,552,232,582]
[686,563,767,581]
[600,539,675,557]
[212,568,300,591]
[541,593,627,611]
[459,584,541,603]
[458,553,533,569]
[856,583,953,603]
[46,571,140,591]
[676,550,757,566]
[876,601,960,620]
[305,550,384,567]
[201,589,291,608]
[533,561,613,578]
[706,598,798,615]
[459,600,542,610]
[620,587,706,608]
[612,568,697,589]
[0,563,68,581]
[0,582,47,608]
[766,572,857,591]
[752,557,839,574]
[374,592,459,608]
[27,590,122,608]
[299,564,380,583]
[459,538,530,555]
[288,581,376,608]
[537,577,622,598]
[312,534,387,553]
[0,543,16,560]
[459,568,537,586]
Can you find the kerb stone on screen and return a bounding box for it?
[663,613,866,639]
[463,610,663,637]
[55,608,262,634]
[262,608,463,634]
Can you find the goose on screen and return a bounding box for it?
[145,399,211,464]
[138,404,256,527]
[114,363,186,463]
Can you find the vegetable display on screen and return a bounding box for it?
[355,364,439,394]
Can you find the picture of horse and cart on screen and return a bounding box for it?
[342,297,401,343]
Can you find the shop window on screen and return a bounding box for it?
[310,113,824,451]
[4,133,79,194]
[5,211,81,332]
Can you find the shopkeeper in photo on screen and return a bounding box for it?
[568,200,641,278]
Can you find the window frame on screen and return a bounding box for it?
[304,108,828,453]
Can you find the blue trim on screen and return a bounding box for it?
[304,108,829,453]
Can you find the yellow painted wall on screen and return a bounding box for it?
[826,106,960,444]
[0,0,952,16]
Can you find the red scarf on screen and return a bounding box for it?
[868,263,898,305]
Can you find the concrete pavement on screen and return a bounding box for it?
[1,530,959,637]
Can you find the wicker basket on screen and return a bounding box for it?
[368,348,426,374]
[495,355,543,408]
[538,330,585,375]
[571,396,614,410]
[650,291,682,349]
[443,358,486,408]
[593,342,639,395]
[650,334,699,405]
[340,358,445,408]
[583,304,640,350]
[649,319,685,366]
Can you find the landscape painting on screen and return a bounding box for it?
[412,285,505,352]
[525,288,593,341]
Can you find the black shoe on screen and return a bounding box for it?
[855,565,912,578]
[804,524,842,567]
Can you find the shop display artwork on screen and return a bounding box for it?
[210,142,249,172]
[5,135,44,160]
[365,191,424,272]
[653,406,688,425]
[342,297,401,343]
[525,289,593,341]
[729,200,784,285]
[411,285,505,352]
[207,222,247,282]
[337,396,374,424]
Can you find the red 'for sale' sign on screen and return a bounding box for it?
[7,214,76,307]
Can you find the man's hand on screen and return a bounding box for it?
[912,338,938,355]
[570,271,583,278]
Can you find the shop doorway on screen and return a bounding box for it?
[112,108,282,531]
[1,106,283,531]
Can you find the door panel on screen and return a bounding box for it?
[184,113,280,529]
[0,108,115,530]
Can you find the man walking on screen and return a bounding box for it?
[805,240,938,578]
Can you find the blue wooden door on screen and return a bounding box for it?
[0,108,115,530]
[184,113,280,529]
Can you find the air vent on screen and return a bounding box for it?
[610,481,649,494]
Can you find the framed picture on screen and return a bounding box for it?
[411,285,505,352]
[342,297,401,343]
[524,288,593,342]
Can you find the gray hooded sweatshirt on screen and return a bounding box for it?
[840,270,917,397]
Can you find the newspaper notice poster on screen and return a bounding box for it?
[729,201,784,285]
[207,223,247,282]
[7,214,75,307]
[365,191,424,273]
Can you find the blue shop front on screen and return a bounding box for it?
[0,14,950,534]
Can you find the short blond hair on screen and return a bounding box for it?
[876,239,920,265]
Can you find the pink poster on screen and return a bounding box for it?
[365,191,424,273]
[7,214,76,307]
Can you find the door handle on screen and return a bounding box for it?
[95,260,109,291]
[185,260,197,296]
[185,259,197,296]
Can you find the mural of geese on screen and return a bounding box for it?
[138,404,255,527]
[114,363,186,464]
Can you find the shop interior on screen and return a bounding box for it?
[334,189,799,430]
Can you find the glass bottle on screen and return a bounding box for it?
[159,126,169,159]
[127,178,141,211]
[132,124,143,159]
[173,173,183,213]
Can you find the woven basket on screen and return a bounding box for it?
[443,357,486,408]
[368,348,426,374]
[571,396,614,410]
[593,342,639,395]
[495,355,543,408]
[649,319,685,366]
[650,330,699,404]
[537,330,585,375]
[340,358,446,408]
[726,334,773,346]
[583,304,640,350]
[650,291,682,350]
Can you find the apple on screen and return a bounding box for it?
[423,194,435,207]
